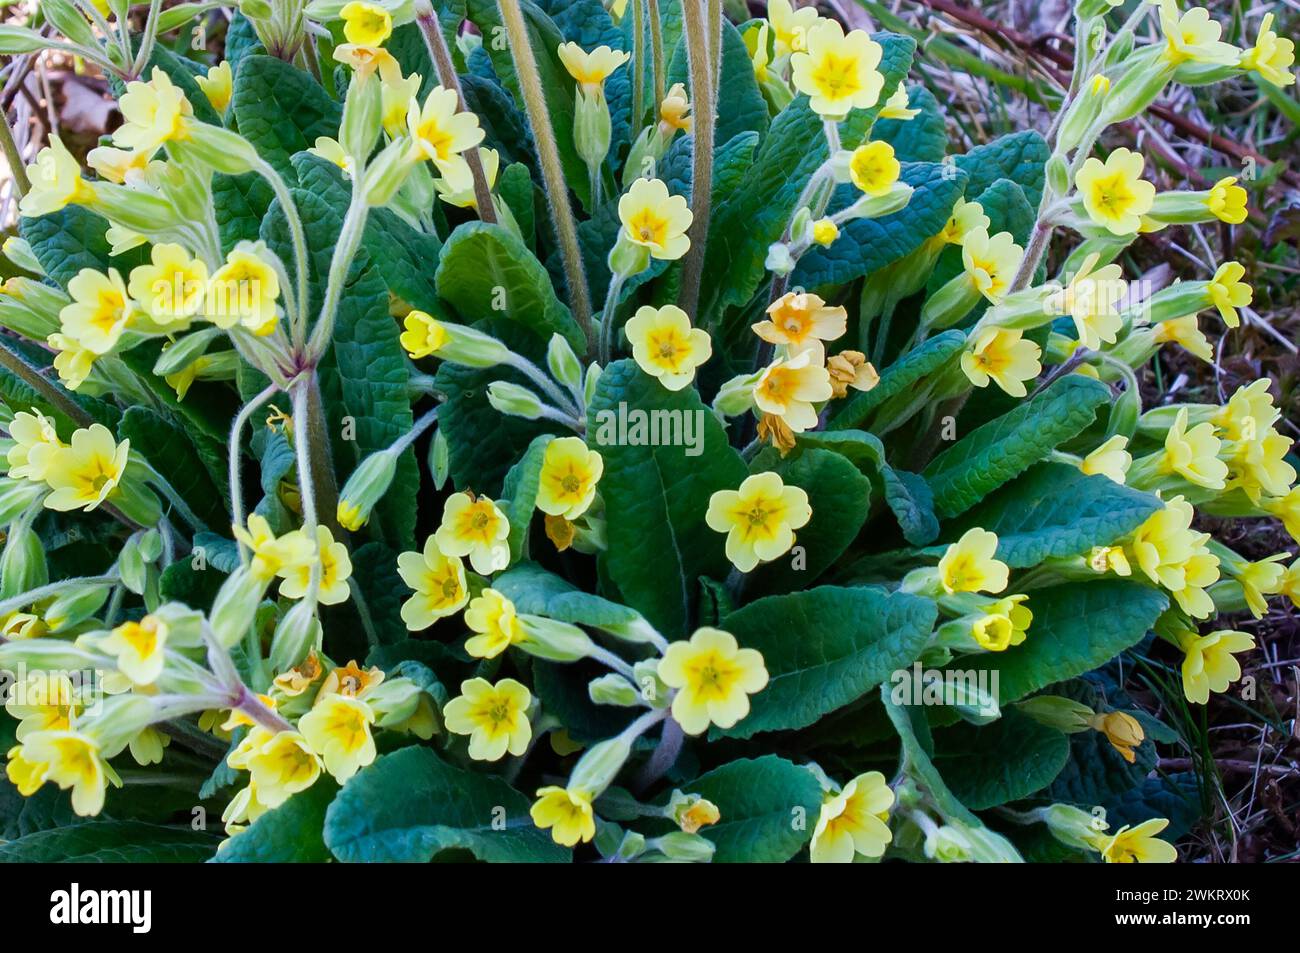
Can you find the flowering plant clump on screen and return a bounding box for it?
[0,0,1294,864]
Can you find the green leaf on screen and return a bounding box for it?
[436,221,586,352]
[212,172,274,252]
[232,54,341,177]
[746,447,870,595]
[119,406,228,531]
[587,360,747,636]
[942,462,1162,567]
[964,581,1168,704]
[1102,772,1201,841]
[829,330,966,431]
[684,756,823,863]
[796,430,939,545]
[500,435,551,563]
[975,177,1036,245]
[324,746,569,862]
[933,709,1070,810]
[875,84,948,162]
[668,17,768,145]
[924,375,1111,519]
[19,205,148,287]
[719,585,936,738]
[212,780,339,863]
[793,160,967,288]
[954,129,1050,209]
[0,821,220,862]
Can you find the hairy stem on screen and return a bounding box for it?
[676,0,716,317]
[229,382,280,550]
[0,106,29,195]
[631,0,646,127]
[647,0,666,107]
[252,157,311,344]
[131,0,165,77]
[417,8,498,223]
[496,0,594,348]
[0,338,91,427]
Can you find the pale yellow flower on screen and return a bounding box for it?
[433,491,510,575]
[531,786,595,846]
[658,627,769,735]
[279,525,353,605]
[878,82,919,120]
[5,409,64,482]
[1159,407,1228,489]
[1158,0,1239,68]
[938,528,1009,595]
[127,243,208,326]
[20,136,95,217]
[299,693,376,782]
[618,177,693,261]
[1205,176,1248,224]
[113,68,194,152]
[19,730,116,816]
[848,140,900,197]
[407,86,485,181]
[1076,148,1155,235]
[1178,628,1256,704]
[960,228,1022,303]
[196,61,233,114]
[790,18,884,119]
[936,198,989,246]
[810,771,894,863]
[536,436,603,520]
[208,245,281,334]
[443,677,532,762]
[1081,435,1132,484]
[960,326,1041,397]
[308,136,355,178]
[1048,253,1125,350]
[232,513,316,581]
[1205,260,1251,328]
[624,304,712,390]
[340,1,392,47]
[705,471,811,573]
[768,0,819,58]
[753,349,833,433]
[396,536,469,629]
[463,588,522,659]
[58,268,133,355]
[99,616,169,686]
[1154,315,1213,362]
[1240,13,1295,87]
[243,730,321,807]
[42,424,130,512]
[556,43,629,97]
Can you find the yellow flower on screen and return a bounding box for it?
[59,268,134,355]
[970,612,1015,652]
[848,140,900,197]
[1127,496,1218,617]
[443,677,533,762]
[809,772,894,863]
[557,43,629,97]
[308,136,355,178]
[279,525,353,605]
[20,136,95,217]
[209,245,282,334]
[1154,315,1212,362]
[1265,488,1300,543]
[18,730,116,816]
[879,82,919,120]
[299,694,376,782]
[1088,710,1144,764]
[768,0,819,58]
[243,729,321,807]
[42,424,130,512]
[677,798,721,833]
[86,144,153,185]
[6,672,80,740]
[6,744,47,796]
[396,536,469,629]
[960,228,1022,303]
[745,21,772,81]
[1158,0,1238,67]
[1205,176,1247,224]
[113,67,194,152]
[6,409,64,482]
[1094,817,1178,863]
[618,177,693,261]
[537,436,603,520]
[433,491,510,575]
[1233,554,1287,619]
[196,61,233,114]
[334,43,402,84]
[530,786,595,847]
[381,72,424,138]
[705,471,812,573]
[624,304,712,390]
[753,349,833,432]
[1172,549,1220,619]
[657,83,692,134]
[937,198,988,246]
[99,615,169,686]
[1160,407,1227,489]
[1228,428,1296,504]
[233,514,316,581]
[436,147,499,208]
[320,660,384,698]
[938,528,1009,595]
[960,326,1041,398]
[406,86,485,181]
[399,309,448,359]
[1239,13,1295,87]
[1048,252,1125,350]
[273,651,324,697]
[1075,148,1155,235]
[657,627,769,735]
[463,587,523,659]
[340,1,392,46]
[1280,557,1300,606]
[790,18,884,119]
[811,218,839,246]
[128,243,208,326]
[1205,260,1251,328]
[1082,435,1132,484]
[754,291,847,362]
[987,593,1032,646]
[1,611,45,640]
[826,350,878,399]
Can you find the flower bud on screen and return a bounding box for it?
[438,323,512,368]
[39,0,97,49]
[428,428,450,490]
[566,736,630,799]
[711,372,760,417]
[1016,695,1094,732]
[1100,49,1172,125]
[486,380,546,420]
[81,693,160,759]
[177,124,263,175]
[1056,74,1110,153]
[1045,152,1071,195]
[920,273,981,330]
[269,600,321,672]
[1146,189,1217,226]
[607,231,651,279]
[83,180,180,236]
[924,824,974,862]
[110,475,163,526]
[631,658,670,707]
[573,88,613,171]
[337,449,398,531]
[153,326,223,376]
[0,638,109,671]
[651,831,716,863]
[210,566,271,649]
[44,581,113,632]
[957,822,1022,862]
[0,481,47,527]
[0,522,47,599]
[1041,803,1107,851]
[843,182,914,221]
[240,0,273,17]
[667,790,721,833]
[516,614,595,662]
[546,333,583,394]
[340,73,383,164]
[116,531,151,596]
[583,362,603,406]
[764,242,795,277]
[361,139,417,208]
[612,829,647,861]
[366,676,426,728]
[588,672,640,707]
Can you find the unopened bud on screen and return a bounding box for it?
[487,381,546,420]
[546,333,583,393]
[44,581,113,632]
[210,566,271,649]
[337,449,398,531]
[588,673,640,707]
[567,736,630,799]
[0,522,47,599]
[269,600,321,672]
[1017,695,1095,732]
[651,831,715,862]
[516,614,595,662]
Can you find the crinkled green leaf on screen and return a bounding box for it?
[0,821,220,862]
[668,17,768,146]
[212,780,339,863]
[233,54,340,177]
[954,129,1050,209]
[875,84,948,162]
[934,709,1070,810]
[684,756,823,863]
[829,329,966,432]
